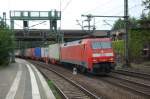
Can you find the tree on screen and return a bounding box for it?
[112,19,125,30]
[148,12,150,19]
[139,11,150,28]
[112,17,138,30]
[142,0,150,10]
[0,23,15,65]
[129,17,139,28]
[140,12,147,20]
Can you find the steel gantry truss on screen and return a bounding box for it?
[10,10,61,32]
[9,10,62,62]
[10,10,63,44]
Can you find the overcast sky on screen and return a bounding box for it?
[0,0,144,30]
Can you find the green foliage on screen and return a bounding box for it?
[0,27,15,65]
[129,29,150,61]
[112,29,150,62]
[112,0,150,62]
[112,40,125,57]
[142,0,150,10]
[112,19,125,30]
[129,30,142,59]
[112,18,139,30]
[129,17,139,28]
[47,80,61,99]
[140,12,148,20]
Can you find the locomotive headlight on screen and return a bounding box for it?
[105,53,113,56]
[93,59,97,62]
[109,58,114,61]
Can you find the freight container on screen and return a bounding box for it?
[25,48,32,58]
[20,49,25,57]
[45,47,49,58]
[48,44,60,62]
[15,50,20,56]
[34,47,41,59]
[41,47,49,63]
[41,47,49,58]
[24,49,28,58]
[30,48,35,59]
[41,47,45,58]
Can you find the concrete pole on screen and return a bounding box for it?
[124,0,130,67]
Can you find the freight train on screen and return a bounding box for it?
[16,38,115,74]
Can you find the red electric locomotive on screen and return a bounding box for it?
[61,38,115,74]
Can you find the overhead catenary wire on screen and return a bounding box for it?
[14,22,23,28]
[88,3,143,28]
[94,19,115,25]
[79,0,123,29]
[84,0,113,14]
[84,1,142,19]
[29,21,47,28]
[1,0,143,31]
[84,3,140,30]
[62,0,73,12]
[22,21,47,29]
[3,19,47,29]
[113,3,142,16]
[74,0,124,29]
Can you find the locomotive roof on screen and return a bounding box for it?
[83,38,111,42]
[62,38,111,47]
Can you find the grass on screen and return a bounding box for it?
[142,61,150,66]
[131,61,150,68]
[0,63,8,69]
[0,64,8,70]
[47,80,62,99]
[0,59,9,67]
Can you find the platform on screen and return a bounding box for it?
[0,58,55,99]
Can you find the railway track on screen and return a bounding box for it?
[30,60,100,99]
[101,70,150,98]
[26,59,147,99]
[112,69,150,80]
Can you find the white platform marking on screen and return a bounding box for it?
[5,64,22,99]
[26,64,41,99]
[30,64,56,99]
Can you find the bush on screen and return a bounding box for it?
[0,27,15,65]
[112,40,125,56]
[112,29,150,62]
[112,40,125,64]
[129,29,150,61]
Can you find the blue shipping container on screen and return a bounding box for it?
[34,47,41,58]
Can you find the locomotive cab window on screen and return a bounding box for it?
[92,42,111,49]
